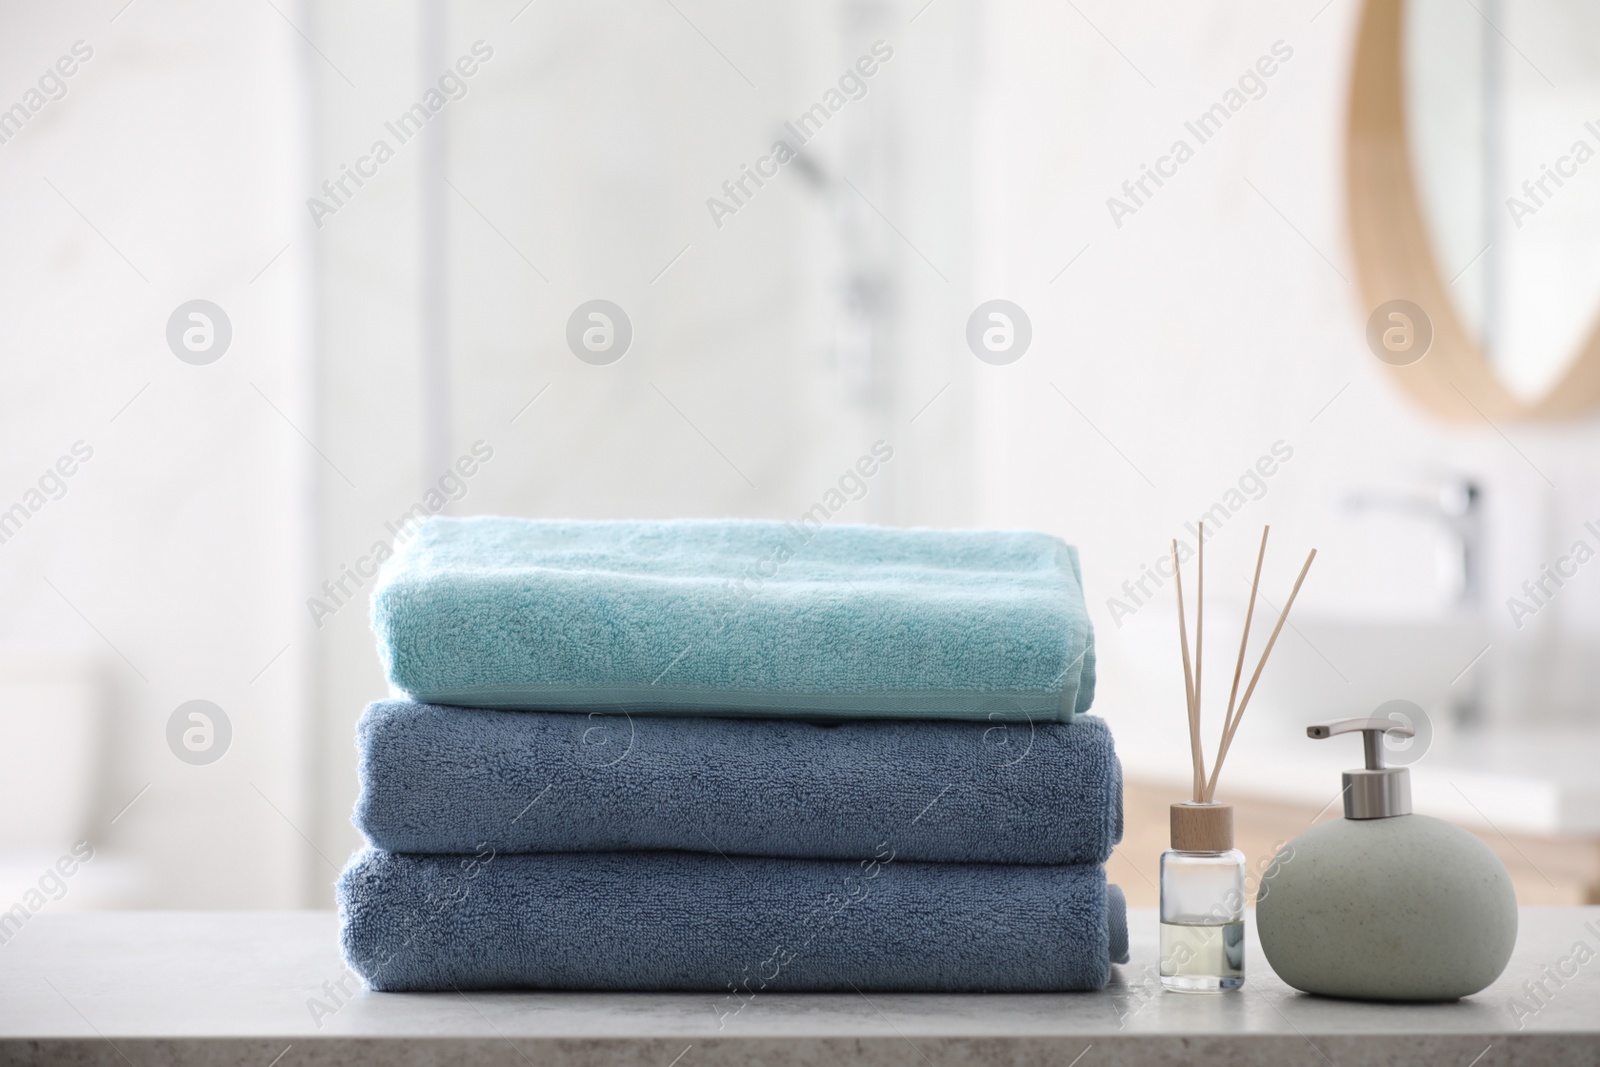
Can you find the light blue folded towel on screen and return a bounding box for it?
[371,517,1096,722]
[339,848,1128,992]
[354,702,1123,865]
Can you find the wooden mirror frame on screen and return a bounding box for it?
[1348,0,1600,420]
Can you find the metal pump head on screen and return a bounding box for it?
[1307,717,1414,819]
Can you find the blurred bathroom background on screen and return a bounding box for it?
[1,0,1597,910]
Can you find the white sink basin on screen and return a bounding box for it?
[1103,608,1600,836]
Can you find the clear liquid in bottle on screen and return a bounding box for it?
[1159,920,1245,990]
[1160,845,1246,992]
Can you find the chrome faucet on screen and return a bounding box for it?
[1346,476,1485,726]
[1345,477,1482,608]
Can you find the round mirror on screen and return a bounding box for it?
[1348,0,1600,419]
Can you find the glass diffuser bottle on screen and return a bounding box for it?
[1161,524,1316,994]
[1160,801,1245,991]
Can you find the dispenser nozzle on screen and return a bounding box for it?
[1306,716,1415,819]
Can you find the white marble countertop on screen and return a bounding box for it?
[2,907,1596,1065]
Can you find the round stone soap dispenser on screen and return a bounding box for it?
[1256,717,1518,1001]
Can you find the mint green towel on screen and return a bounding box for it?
[372,517,1095,722]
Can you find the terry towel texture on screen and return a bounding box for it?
[354,701,1124,865]
[339,848,1127,993]
[371,517,1096,723]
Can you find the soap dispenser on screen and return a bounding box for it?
[1256,717,1517,1001]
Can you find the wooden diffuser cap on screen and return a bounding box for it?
[1171,802,1234,852]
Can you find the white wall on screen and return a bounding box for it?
[0,1,312,907]
[971,0,1600,736]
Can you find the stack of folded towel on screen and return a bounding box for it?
[338,516,1127,993]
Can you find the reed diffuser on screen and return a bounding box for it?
[1160,524,1315,993]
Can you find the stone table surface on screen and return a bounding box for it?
[0,907,1596,1065]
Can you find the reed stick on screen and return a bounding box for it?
[1194,522,1204,795]
[1171,539,1204,803]
[1218,526,1269,760]
[1204,546,1318,801]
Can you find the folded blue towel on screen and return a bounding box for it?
[338,848,1127,992]
[354,702,1123,865]
[371,517,1096,722]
